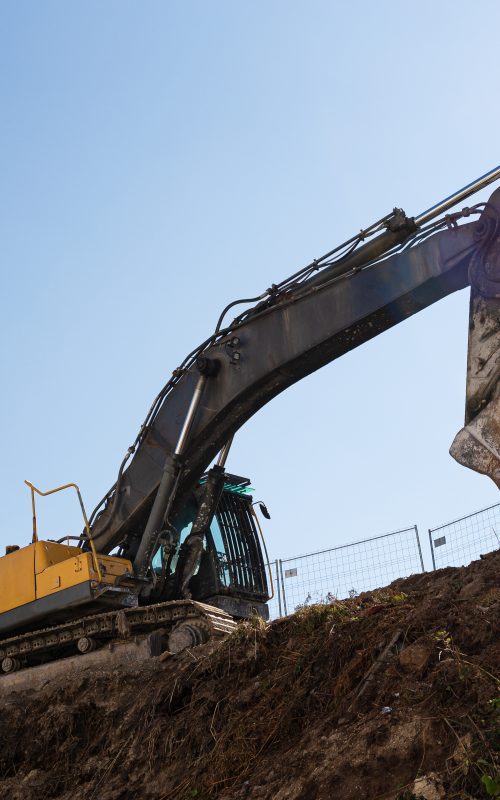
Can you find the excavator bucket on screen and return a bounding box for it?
[450,192,500,488]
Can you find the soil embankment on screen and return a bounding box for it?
[0,551,498,800]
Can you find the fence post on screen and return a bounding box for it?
[414,525,425,572]
[279,559,288,616]
[428,529,437,571]
[275,560,282,618]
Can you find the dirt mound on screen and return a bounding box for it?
[0,552,498,800]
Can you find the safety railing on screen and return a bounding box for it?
[428,502,500,570]
[266,525,424,619]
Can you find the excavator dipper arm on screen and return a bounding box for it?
[450,198,500,486]
[89,188,500,564]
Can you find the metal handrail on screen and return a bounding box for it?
[24,480,102,582]
[250,505,274,602]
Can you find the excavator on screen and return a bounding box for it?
[1,167,499,675]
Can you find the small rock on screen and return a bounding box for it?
[22,769,46,787]
[399,641,433,675]
[363,603,389,617]
[460,577,485,598]
[159,651,172,662]
[450,732,473,767]
[412,772,445,799]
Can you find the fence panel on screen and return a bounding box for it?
[428,502,500,570]
[264,560,283,621]
[272,525,423,616]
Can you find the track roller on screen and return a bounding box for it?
[167,619,210,653]
[2,656,21,674]
[77,636,97,654]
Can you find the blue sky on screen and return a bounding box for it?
[1,1,499,566]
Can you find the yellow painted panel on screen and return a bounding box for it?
[35,552,133,597]
[0,541,134,616]
[0,544,36,614]
[97,555,133,581]
[36,553,93,599]
[34,541,81,574]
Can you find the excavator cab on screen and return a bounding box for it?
[152,475,270,619]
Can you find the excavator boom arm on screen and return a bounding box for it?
[90,189,500,557]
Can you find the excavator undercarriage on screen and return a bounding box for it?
[0,599,236,675]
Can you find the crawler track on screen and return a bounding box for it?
[0,599,237,674]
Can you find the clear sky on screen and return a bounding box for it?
[1,1,499,567]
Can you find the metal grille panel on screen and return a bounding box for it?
[214,493,268,597]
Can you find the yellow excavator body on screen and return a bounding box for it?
[0,541,137,636]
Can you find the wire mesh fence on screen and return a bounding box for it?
[265,525,424,619]
[264,561,282,621]
[428,502,500,570]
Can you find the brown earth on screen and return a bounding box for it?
[0,551,498,800]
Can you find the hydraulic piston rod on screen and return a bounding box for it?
[216,436,234,468]
[414,164,500,227]
[134,358,219,578]
[306,165,500,293]
[174,375,208,456]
